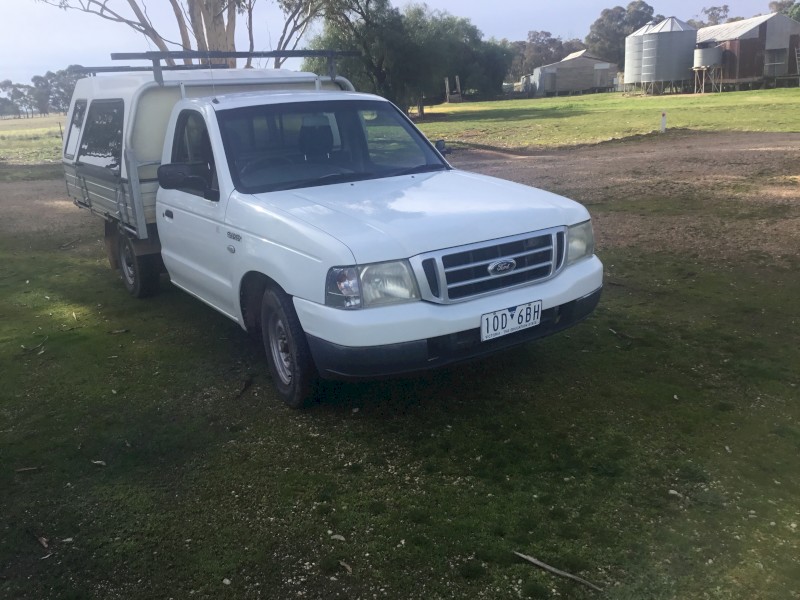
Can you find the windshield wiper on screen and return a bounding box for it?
[267,171,375,192]
[387,164,448,177]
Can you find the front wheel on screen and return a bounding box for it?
[118,235,160,298]
[261,287,318,408]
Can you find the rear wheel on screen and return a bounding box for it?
[118,235,160,298]
[261,287,318,408]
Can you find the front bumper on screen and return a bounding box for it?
[306,286,601,379]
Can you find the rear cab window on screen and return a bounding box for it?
[77,99,124,171]
[63,99,87,159]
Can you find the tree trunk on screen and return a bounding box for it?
[168,0,194,61]
[125,0,176,65]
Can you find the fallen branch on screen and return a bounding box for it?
[59,238,80,249]
[608,328,638,341]
[15,467,42,473]
[513,551,603,593]
[21,336,48,354]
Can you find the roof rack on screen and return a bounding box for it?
[75,64,229,76]
[77,50,360,85]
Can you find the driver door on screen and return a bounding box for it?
[157,110,236,317]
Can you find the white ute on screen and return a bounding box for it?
[62,55,602,407]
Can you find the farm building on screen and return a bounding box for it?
[624,17,697,92]
[521,50,618,97]
[695,12,800,88]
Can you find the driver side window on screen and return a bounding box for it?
[172,111,218,197]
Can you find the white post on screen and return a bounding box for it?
[660,111,667,133]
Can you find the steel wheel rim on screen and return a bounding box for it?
[121,242,135,285]
[269,316,293,386]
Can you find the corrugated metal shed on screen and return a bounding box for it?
[696,13,773,44]
[696,13,800,82]
[561,49,606,62]
[529,51,618,97]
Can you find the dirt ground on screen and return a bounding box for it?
[2,131,799,262]
[451,131,800,263]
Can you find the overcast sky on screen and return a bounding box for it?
[2,0,772,83]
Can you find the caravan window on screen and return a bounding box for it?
[63,100,87,160]
[78,99,124,170]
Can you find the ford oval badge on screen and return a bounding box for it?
[488,258,517,276]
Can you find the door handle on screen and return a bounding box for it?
[163,209,173,219]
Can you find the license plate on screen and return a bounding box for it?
[480,300,542,342]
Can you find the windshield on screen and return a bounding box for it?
[217,99,448,193]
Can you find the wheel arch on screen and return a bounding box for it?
[239,270,283,338]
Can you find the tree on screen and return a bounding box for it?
[702,4,730,24]
[36,0,241,65]
[769,0,800,20]
[306,2,510,108]
[506,31,586,80]
[0,97,20,118]
[307,0,418,106]
[769,0,794,12]
[687,5,742,28]
[30,76,52,115]
[273,0,327,67]
[0,80,34,117]
[35,0,326,68]
[403,6,509,101]
[1,66,82,117]
[584,1,663,69]
[42,67,84,113]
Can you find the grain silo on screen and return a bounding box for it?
[694,45,723,68]
[624,21,656,86]
[640,17,697,91]
[693,44,724,93]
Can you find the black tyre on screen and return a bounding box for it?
[118,235,160,298]
[261,286,318,408]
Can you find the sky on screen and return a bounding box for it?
[1,0,773,84]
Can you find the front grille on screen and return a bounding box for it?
[414,228,566,303]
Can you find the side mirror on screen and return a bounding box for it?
[435,139,452,156]
[157,164,219,201]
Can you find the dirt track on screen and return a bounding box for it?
[3,131,799,261]
[450,131,800,262]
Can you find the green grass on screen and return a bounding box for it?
[417,88,800,150]
[0,115,64,166]
[2,220,798,598]
[2,90,799,168]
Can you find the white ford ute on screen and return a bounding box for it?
[62,66,602,407]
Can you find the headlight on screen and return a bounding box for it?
[566,220,595,266]
[326,260,420,309]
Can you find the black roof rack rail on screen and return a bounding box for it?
[75,64,229,76]
[102,50,360,85]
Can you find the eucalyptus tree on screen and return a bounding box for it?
[306,1,510,108]
[584,0,663,69]
[35,0,324,67]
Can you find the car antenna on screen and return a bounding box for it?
[205,48,218,101]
